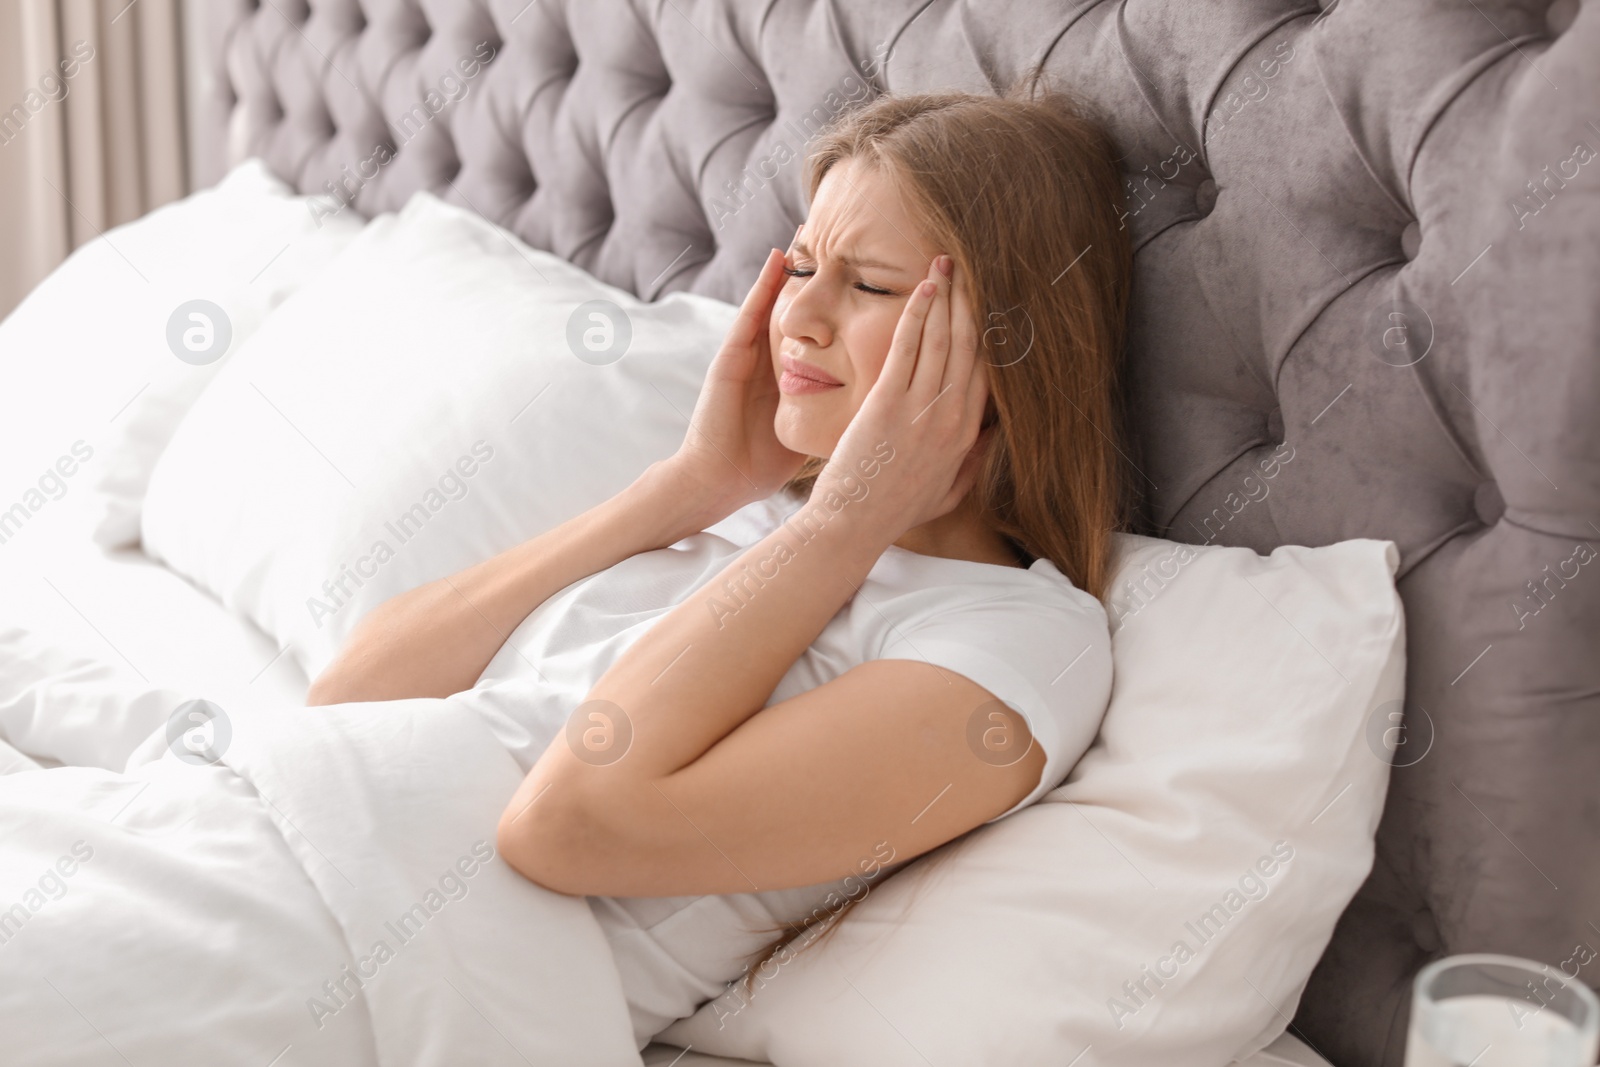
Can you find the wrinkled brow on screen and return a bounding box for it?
[792,238,918,276]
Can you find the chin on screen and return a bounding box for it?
[773,402,839,461]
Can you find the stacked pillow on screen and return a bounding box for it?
[140,192,736,677]
[0,158,366,550]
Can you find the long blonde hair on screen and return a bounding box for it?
[745,77,1134,993]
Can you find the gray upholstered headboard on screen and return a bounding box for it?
[196,1,1600,1063]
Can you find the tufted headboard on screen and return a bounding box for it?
[196,1,1600,1063]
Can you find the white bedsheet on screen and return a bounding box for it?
[0,505,308,746]
[0,693,644,1065]
[0,752,384,1064]
[0,528,1332,1067]
[0,531,644,1065]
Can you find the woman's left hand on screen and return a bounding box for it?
[810,254,990,543]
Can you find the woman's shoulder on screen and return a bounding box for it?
[719,491,1109,631]
[1019,556,1111,622]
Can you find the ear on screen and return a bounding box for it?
[973,423,998,459]
[979,395,999,429]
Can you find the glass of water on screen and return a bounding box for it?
[1405,953,1600,1067]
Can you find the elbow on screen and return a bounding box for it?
[304,676,340,707]
[306,654,455,707]
[496,787,596,897]
[305,669,358,707]
[306,646,394,706]
[306,625,392,706]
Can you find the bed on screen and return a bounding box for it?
[1,0,1592,1065]
[0,528,1338,1066]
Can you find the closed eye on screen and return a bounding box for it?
[782,266,895,297]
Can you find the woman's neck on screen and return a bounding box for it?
[892,496,1025,568]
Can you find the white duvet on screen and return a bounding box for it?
[0,629,644,1067]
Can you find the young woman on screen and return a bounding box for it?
[308,85,1134,1041]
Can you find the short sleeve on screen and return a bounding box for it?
[878,585,1113,823]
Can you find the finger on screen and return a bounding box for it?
[911,256,953,405]
[963,358,990,437]
[959,315,989,437]
[943,261,981,397]
[878,274,937,396]
[935,263,988,433]
[728,248,787,349]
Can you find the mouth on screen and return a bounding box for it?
[778,353,845,396]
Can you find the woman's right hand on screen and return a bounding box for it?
[656,244,807,526]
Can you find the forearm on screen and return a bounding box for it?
[307,462,716,704]
[582,482,892,777]
[499,472,901,891]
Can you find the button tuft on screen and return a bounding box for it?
[1401,221,1421,260]
[1547,0,1579,35]
[1265,407,1284,443]
[1473,481,1505,526]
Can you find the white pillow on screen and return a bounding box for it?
[0,158,366,550]
[657,534,1404,1066]
[141,192,735,678]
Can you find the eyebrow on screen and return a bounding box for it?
[791,238,916,276]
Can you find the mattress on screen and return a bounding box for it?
[0,512,1333,1066]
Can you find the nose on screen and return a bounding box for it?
[776,271,833,351]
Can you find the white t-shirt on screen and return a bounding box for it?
[466,490,1113,1046]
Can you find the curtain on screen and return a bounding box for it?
[0,0,186,318]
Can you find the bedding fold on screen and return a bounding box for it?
[199,696,644,1067]
[0,636,643,1065]
[0,626,187,771]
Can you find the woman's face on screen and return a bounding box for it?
[769,158,941,458]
